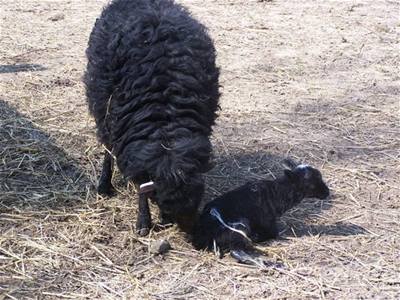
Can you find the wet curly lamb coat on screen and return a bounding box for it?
[84,0,219,234]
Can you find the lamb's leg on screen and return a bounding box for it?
[136,192,152,236]
[230,249,283,269]
[97,150,116,196]
[230,250,267,268]
[250,223,279,243]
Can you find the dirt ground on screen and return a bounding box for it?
[1,0,399,299]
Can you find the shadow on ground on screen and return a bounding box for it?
[0,64,47,74]
[0,99,90,209]
[280,220,367,238]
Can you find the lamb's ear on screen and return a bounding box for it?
[303,168,312,180]
[284,169,297,182]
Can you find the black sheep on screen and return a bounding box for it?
[192,161,330,266]
[84,0,219,235]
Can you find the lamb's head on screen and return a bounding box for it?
[283,161,330,200]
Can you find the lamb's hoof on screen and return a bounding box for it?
[230,250,265,268]
[97,184,116,197]
[230,250,284,269]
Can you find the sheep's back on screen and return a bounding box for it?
[84,0,219,180]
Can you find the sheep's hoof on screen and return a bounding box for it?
[136,218,151,236]
[97,183,116,197]
[137,227,150,236]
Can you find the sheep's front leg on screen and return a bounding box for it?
[97,150,116,197]
[136,192,152,236]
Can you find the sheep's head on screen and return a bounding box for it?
[155,173,204,233]
[283,160,330,200]
[152,136,213,232]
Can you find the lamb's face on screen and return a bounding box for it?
[296,165,330,199]
[155,174,204,232]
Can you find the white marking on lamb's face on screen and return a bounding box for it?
[296,164,310,170]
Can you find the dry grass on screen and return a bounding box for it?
[1,0,399,299]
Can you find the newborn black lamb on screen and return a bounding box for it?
[192,161,330,266]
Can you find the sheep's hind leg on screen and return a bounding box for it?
[97,150,116,197]
[136,192,152,236]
